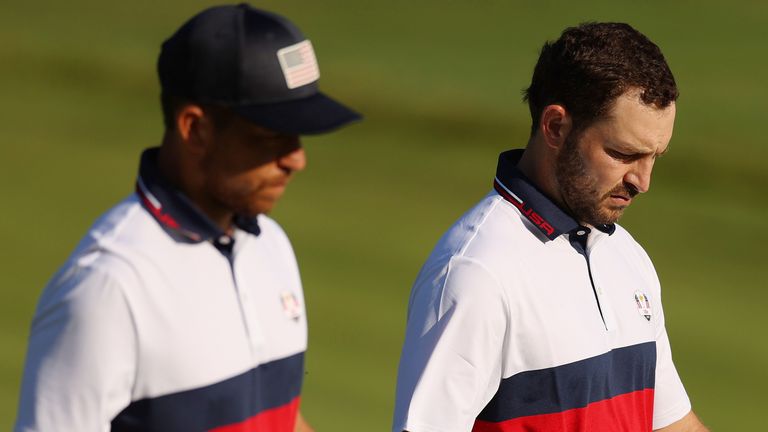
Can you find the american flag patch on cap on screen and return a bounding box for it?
[277,40,320,89]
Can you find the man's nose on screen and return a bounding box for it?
[624,158,654,194]
[278,145,307,173]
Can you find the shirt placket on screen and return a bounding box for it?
[215,233,265,360]
[568,227,615,332]
[585,231,618,334]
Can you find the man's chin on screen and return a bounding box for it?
[596,207,625,225]
[577,205,624,226]
[245,191,289,215]
[258,199,284,215]
[236,200,279,218]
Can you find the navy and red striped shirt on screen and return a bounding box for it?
[393,150,690,432]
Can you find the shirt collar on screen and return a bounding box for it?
[135,147,260,244]
[493,149,615,242]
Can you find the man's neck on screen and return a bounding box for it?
[157,138,235,234]
[517,141,555,196]
[516,140,575,222]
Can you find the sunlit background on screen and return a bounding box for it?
[1,1,766,430]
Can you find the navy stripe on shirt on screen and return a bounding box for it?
[111,352,304,432]
[477,342,656,422]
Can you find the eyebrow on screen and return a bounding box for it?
[611,140,670,156]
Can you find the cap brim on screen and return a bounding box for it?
[231,92,362,135]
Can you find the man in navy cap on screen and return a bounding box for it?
[15,4,360,431]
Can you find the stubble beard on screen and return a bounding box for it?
[555,135,631,226]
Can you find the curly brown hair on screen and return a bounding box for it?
[524,22,678,135]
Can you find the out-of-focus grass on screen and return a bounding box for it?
[1,1,765,430]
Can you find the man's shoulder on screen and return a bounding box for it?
[51,195,150,272]
[414,192,537,287]
[49,194,170,290]
[64,194,144,258]
[34,197,148,320]
[81,193,160,247]
[434,192,544,263]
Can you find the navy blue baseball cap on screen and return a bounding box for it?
[158,3,361,134]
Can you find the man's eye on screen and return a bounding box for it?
[608,150,633,160]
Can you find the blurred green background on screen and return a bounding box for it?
[1,0,766,430]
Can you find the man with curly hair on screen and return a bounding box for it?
[393,22,707,432]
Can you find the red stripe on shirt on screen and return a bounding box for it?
[472,389,654,432]
[209,396,300,432]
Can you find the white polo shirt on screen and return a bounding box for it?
[16,148,307,432]
[393,150,691,432]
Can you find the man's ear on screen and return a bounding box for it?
[175,104,213,153]
[539,104,573,150]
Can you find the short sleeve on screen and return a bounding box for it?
[393,256,508,432]
[651,301,692,429]
[15,260,138,432]
[632,244,692,429]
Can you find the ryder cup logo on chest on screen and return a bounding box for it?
[634,290,653,321]
[281,291,302,321]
